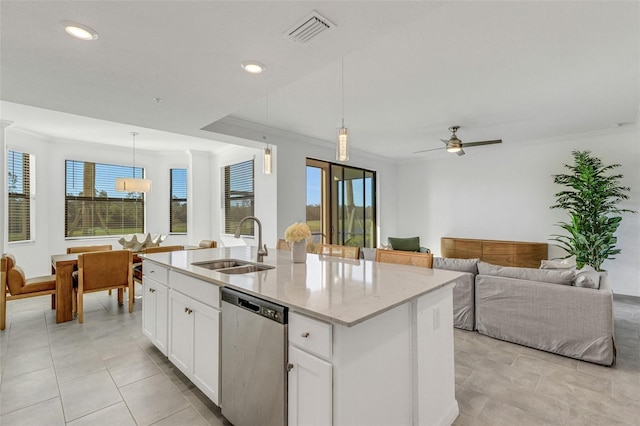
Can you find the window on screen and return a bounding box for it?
[65,160,144,238]
[306,158,376,248]
[221,159,254,236]
[8,150,35,242]
[170,168,187,233]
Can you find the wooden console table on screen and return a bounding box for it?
[441,237,548,268]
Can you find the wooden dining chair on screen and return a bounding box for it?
[133,245,185,283]
[198,240,218,248]
[375,250,433,268]
[74,249,133,323]
[66,245,112,254]
[317,244,360,260]
[1,253,57,330]
[276,239,291,251]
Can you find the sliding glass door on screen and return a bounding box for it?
[306,158,376,249]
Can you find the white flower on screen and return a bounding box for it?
[284,222,311,243]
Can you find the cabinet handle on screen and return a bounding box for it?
[185,308,193,315]
[301,332,310,338]
[287,363,294,372]
[149,288,156,293]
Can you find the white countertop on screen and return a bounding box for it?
[142,246,464,327]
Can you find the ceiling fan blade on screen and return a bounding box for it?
[462,139,502,148]
[413,147,444,154]
[456,149,465,156]
[439,139,449,144]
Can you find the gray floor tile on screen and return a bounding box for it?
[104,348,162,388]
[54,349,106,384]
[1,346,54,379]
[120,372,190,426]
[59,369,122,422]
[0,396,64,426]
[455,384,489,417]
[152,406,210,426]
[476,398,557,426]
[0,367,59,415]
[67,401,137,426]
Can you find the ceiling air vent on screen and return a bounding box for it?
[285,11,335,44]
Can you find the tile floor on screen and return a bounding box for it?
[0,288,638,425]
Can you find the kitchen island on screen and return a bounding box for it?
[141,246,463,426]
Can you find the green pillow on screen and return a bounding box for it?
[388,236,421,252]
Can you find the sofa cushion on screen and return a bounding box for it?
[434,257,479,275]
[540,260,573,270]
[478,261,574,286]
[573,265,600,289]
[388,236,420,252]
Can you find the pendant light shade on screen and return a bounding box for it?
[116,132,152,193]
[337,125,349,161]
[337,58,349,162]
[263,145,272,175]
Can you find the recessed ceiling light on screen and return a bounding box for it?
[241,61,266,74]
[60,20,99,41]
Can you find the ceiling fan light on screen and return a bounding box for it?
[447,142,462,153]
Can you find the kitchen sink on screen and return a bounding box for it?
[191,259,274,274]
[191,259,248,270]
[218,264,274,274]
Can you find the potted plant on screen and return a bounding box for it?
[550,150,635,271]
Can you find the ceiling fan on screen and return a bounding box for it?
[414,126,502,156]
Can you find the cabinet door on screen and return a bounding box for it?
[142,278,168,355]
[191,298,220,405]
[288,345,332,426]
[168,289,194,376]
[142,278,157,341]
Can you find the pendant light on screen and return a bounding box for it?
[337,57,349,162]
[263,94,273,175]
[116,132,152,193]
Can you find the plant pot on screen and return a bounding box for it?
[291,240,307,263]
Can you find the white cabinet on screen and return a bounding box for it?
[168,288,221,405]
[288,312,333,426]
[288,346,332,426]
[142,276,169,355]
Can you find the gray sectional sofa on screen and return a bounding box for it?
[434,258,616,366]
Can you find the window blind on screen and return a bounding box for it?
[8,150,32,242]
[170,168,187,233]
[221,159,254,235]
[65,160,145,238]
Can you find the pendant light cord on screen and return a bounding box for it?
[341,57,345,128]
[131,132,138,178]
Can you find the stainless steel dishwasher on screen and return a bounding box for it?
[221,287,288,426]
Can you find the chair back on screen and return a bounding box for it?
[198,240,217,248]
[375,250,433,268]
[67,245,112,254]
[276,239,291,251]
[317,244,360,260]
[78,250,132,292]
[1,253,26,295]
[142,245,185,254]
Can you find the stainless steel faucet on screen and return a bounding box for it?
[234,216,268,262]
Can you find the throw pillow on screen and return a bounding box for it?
[478,261,574,285]
[388,236,420,252]
[572,265,600,289]
[433,257,479,274]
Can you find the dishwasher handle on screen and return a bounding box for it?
[239,298,260,312]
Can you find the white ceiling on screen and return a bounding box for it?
[1,1,638,158]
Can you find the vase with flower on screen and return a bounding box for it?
[285,222,311,263]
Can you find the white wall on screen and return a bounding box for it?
[4,127,190,277]
[210,145,278,249]
[396,124,640,296]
